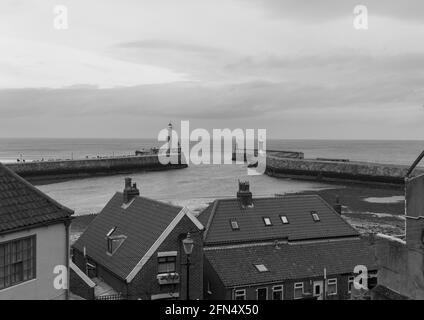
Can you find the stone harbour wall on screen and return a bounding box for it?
[266,156,424,185]
[5,155,187,183]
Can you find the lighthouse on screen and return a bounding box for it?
[167,122,173,156]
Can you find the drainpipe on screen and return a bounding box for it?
[65,219,71,300]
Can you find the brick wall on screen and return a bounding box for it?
[129,215,203,300]
[69,267,95,300]
[203,257,228,300]
[204,271,355,300]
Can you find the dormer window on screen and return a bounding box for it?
[230,219,239,230]
[106,227,126,255]
[280,215,289,224]
[263,217,272,226]
[311,211,320,222]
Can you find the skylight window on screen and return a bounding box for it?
[263,217,272,226]
[311,211,320,222]
[230,219,239,230]
[254,264,269,272]
[280,215,289,224]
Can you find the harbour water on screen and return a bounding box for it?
[0,138,423,215]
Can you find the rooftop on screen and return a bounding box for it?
[73,192,184,280]
[73,179,203,282]
[205,238,377,287]
[198,193,358,245]
[0,162,73,234]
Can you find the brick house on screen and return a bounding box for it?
[0,162,73,300]
[199,181,377,300]
[72,178,204,300]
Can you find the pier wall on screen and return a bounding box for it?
[5,155,186,183]
[266,156,423,185]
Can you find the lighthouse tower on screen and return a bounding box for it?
[167,122,173,155]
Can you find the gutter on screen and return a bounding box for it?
[0,217,74,237]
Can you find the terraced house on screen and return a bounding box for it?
[0,162,73,300]
[199,181,377,300]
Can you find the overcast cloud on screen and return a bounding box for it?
[0,0,423,139]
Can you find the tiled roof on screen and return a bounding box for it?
[0,163,73,234]
[372,285,409,300]
[73,193,184,280]
[204,239,377,287]
[198,195,358,245]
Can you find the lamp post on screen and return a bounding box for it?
[182,232,194,300]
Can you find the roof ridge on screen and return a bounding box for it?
[115,191,183,210]
[0,162,74,216]
[216,194,322,202]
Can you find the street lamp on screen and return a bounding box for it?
[182,232,194,300]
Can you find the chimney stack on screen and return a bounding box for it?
[123,177,140,203]
[237,181,253,208]
[333,195,342,215]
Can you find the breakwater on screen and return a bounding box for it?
[266,156,424,185]
[232,149,304,162]
[5,155,187,184]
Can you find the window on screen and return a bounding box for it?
[311,211,320,222]
[327,278,337,295]
[280,215,289,224]
[294,282,304,299]
[0,236,36,290]
[254,264,268,272]
[272,285,284,300]
[234,289,246,300]
[230,219,239,230]
[106,235,126,255]
[348,276,355,293]
[263,217,272,226]
[257,287,268,300]
[158,256,176,274]
[106,227,126,255]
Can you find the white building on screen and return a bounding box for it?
[0,163,73,300]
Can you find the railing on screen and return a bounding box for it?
[95,293,126,300]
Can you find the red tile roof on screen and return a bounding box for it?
[73,193,185,280]
[198,194,358,245]
[0,163,73,234]
[204,239,376,287]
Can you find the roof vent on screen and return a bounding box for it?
[123,177,140,204]
[237,181,253,208]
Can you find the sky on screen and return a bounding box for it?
[0,0,423,139]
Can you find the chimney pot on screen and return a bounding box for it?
[237,181,253,208]
[125,177,132,189]
[333,196,342,214]
[123,177,140,203]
